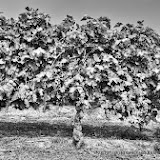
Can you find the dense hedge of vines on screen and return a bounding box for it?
[0,7,160,148]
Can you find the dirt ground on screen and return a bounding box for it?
[0,106,159,160]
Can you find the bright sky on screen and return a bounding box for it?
[0,0,160,33]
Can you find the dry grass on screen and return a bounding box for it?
[0,136,159,160]
[0,106,159,159]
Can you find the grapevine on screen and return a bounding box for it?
[0,7,160,148]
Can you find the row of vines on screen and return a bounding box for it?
[0,7,160,148]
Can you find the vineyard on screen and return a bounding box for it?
[0,7,160,159]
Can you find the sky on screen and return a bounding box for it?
[0,0,160,33]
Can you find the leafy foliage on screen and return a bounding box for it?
[0,7,160,147]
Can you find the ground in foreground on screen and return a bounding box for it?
[0,107,159,159]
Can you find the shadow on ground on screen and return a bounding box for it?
[0,118,155,141]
